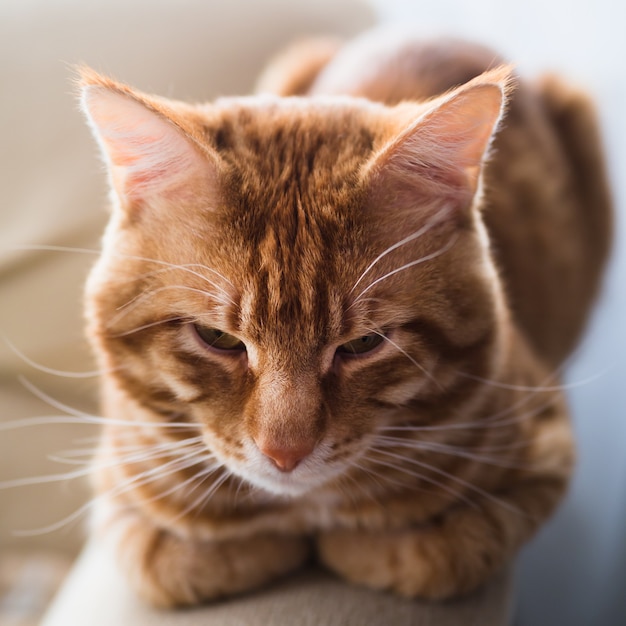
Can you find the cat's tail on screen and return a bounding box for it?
[537,75,613,279]
[255,37,342,96]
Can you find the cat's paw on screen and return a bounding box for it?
[112,517,310,607]
[316,524,496,599]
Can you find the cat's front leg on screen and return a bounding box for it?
[101,509,311,607]
[316,476,565,599]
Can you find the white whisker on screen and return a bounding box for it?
[53,435,205,461]
[375,433,534,454]
[366,328,443,390]
[350,459,408,493]
[0,466,92,490]
[366,454,477,509]
[109,316,187,338]
[349,207,452,294]
[2,439,207,490]
[373,436,537,471]
[13,376,196,430]
[12,448,211,537]
[141,460,223,515]
[0,416,101,432]
[0,415,191,432]
[181,469,232,519]
[17,376,100,419]
[12,500,92,537]
[108,264,234,300]
[1,335,106,379]
[336,470,372,509]
[233,474,248,503]
[108,284,231,330]
[10,244,235,290]
[371,447,525,516]
[49,436,206,466]
[378,399,554,434]
[456,367,608,392]
[353,234,459,303]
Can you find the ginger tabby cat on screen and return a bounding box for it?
[79,30,611,606]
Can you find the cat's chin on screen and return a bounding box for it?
[239,456,347,498]
[238,467,332,498]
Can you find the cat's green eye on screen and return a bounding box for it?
[193,325,246,352]
[336,333,385,356]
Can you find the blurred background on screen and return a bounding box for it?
[0,0,623,624]
[365,2,626,624]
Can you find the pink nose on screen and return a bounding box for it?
[255,439,314,472]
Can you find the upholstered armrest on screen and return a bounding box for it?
[41,539,513,626]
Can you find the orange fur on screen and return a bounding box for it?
[80,30,610,607]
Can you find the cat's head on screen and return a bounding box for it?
[81,67,510,497]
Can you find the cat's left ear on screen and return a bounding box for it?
[364,66,513,215]
[79,68,219,213]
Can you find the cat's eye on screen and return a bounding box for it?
[193,325,246,352]
[336,333,385,357]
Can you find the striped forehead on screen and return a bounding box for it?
[236,221,343,354]
[207,101,380,354]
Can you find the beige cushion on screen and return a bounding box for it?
[41,539,513,626]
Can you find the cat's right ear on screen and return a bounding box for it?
[363,66,512,223]
[79,68,220,214]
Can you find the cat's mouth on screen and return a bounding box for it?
[248,470,324,497]
[226,439,346,498]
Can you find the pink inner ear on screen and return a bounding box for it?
[426,84,504,185]
[82,85,210,202]
[370,83,505,206]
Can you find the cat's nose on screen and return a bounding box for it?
[254,439,314,472]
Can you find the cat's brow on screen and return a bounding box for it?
[351,234,459,306]
[349,204,454,295]
[109,285,233,330]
